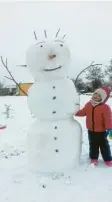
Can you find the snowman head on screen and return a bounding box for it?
[26,33,70,80]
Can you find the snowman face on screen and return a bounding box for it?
[26,39,70,80]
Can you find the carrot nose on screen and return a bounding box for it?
[49,54,56,60]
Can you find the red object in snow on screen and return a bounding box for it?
[0,125,6,130]
[49,54,56,60]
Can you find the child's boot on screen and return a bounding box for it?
[91,159,98,165]
[105,161,112,166]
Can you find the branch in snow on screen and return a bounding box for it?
[3,104,14,119]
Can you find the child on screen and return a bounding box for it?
[74,86,112,166]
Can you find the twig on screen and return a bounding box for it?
[55,28,60,38]
[16,64,27,67]
[44,29,47,38]
[62,34,66,39]
[5,76,13,81]
[34,31,37,40]
[1,56,28,96]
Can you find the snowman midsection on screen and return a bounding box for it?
[27,93,79,120]
[28,99,76,120]
[27,79,79,119]
[30,119,81,134]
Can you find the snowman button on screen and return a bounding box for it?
[53,86,56,89]
[52,111,56,114]
[54,137,57,140]
[54,126,57,129]
[55,149,59,152]
[53,96,56,99]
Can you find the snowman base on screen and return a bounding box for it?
[27,119,82,173]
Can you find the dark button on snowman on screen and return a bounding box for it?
[26,32,82,173]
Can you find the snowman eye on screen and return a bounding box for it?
[36,41,45,47]
[60,44,63,47]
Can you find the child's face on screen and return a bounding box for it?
[92,92,102,102]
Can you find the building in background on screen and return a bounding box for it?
[0,82,33,96]
[0,83,17,96]
[17,82,33,96]
[0,69,34,96]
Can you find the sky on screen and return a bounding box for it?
[0,1,112,85]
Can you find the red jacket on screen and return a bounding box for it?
[75,101,112,132]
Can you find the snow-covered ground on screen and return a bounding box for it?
[0,95,112,202]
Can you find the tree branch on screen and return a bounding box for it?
[4,76,13,81]
[75,61,102,89]
[1,56,28,96]
[44,29,47,38]
[34,31,37,40]
[55,28,60,38]
[16,64,27,67]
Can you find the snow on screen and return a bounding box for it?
[0,95,112,202]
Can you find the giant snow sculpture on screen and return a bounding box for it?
[26,31,82,173]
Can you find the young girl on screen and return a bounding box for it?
[74,86,112,166]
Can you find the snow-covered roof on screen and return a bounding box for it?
[5,84,16,88]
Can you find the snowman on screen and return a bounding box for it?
[26,33,82,173]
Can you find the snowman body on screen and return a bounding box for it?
[26,38,82,172]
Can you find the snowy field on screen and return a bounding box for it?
[0,95,112,202]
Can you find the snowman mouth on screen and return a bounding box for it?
[44,66,62,71]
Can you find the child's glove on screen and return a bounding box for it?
[106,130,112,139]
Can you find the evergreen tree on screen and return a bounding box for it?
[105,59,112,86]
[85,65,104,92]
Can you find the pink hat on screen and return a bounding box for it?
[94,86,111,103]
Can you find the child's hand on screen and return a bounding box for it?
[106,130,112,139]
